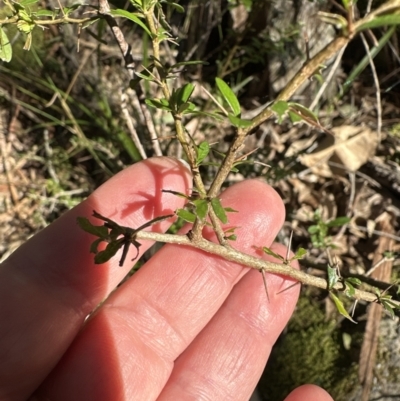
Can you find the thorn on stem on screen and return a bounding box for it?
[276,281,301,295]
[261,268,270,302]
[285,230,294,263]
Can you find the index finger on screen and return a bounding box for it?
[0,157,191,401]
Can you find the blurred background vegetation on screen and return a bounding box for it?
[1,0,400,400]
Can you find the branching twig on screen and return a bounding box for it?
[135,230,396,306]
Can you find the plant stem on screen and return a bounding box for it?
[143,5,228,243]
[136,230,393,306]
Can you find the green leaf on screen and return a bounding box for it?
[178,102,196,114]
[17,20,35,34]
[0,27,12,62]
[178,83,195,103]
[318,11,348,29]
[224,207,238,213]
[356,14,400,32]
[211,197,228,224]
[162,189,190,199]
[307,225,319,234]
[293,247,307,260]
[330,292,357,323]
[262,246,285,261]
[227,115,253,128]
[344,281,355,297]
[62,3,82,16]
[111,8,152,37]
[271,100,288,123]
[111,9,152,37]
[20,0,39,5]
[176,208,196,223]
[33,9,55,16]
[326,216,351,227]
[215,77,241,116]
[168,2,185,12]
[94,239,124,264]
[90,238,103,254]
[288,102,319,123]
[77,217,109,238]
[192,199,208,221]
[341,0,351,10]
[288,111,303,123]
[381,301,395,319]
[342,27,395,96]
[191,110,224,121]
[226,234,237,241]
[196,141,210,165]
[327,265,339,289]
[346,277,361,286]
[145,98,172,111]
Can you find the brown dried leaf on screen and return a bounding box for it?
[299,126,379,177]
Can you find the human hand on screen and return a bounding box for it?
[0,157,334,401]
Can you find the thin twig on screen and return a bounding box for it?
[309,45,347,111]
[360,32,382,137]
[120,90,147,160]
[135,230,395,306]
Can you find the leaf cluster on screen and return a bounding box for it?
[307,210,350,250]
[77,211,173,266]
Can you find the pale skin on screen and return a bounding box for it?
[0,157,334,401]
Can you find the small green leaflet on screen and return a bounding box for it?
[177,102,195,114]
[0,27,12,62]
[161,189,190,199]
[210,197,228,224]
[77,217,109,238]
[196,141,210,165]
[356,14,400,32]
[177,83,195,103]
[341,0,351,10]
[176,208,196,223]
[345,277,361,286]
[262,246,285,261]
[326,216,351,227]
[215,77,241,116]
[289,111,303,123]
[330,292,357,323]
[344,281,355,297]
[77,211,174,266]
[145,98,172,111]
[292,247,307,260]
[288,102,319,123]
[192,199,208,221]
[224,207,238,213]
[94,239,124,264]
[228,115,253,128]
[327,265,339,289]
[111,9,152,37]
[271,100,288,123]
[165,1,184,13]
[20,0,39,6]
[33,9,55,17]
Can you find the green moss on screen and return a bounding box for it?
[260,295,359,401]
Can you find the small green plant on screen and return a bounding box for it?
[71,0,400,322]
[2,0,400,322]
[308,209,351,249]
